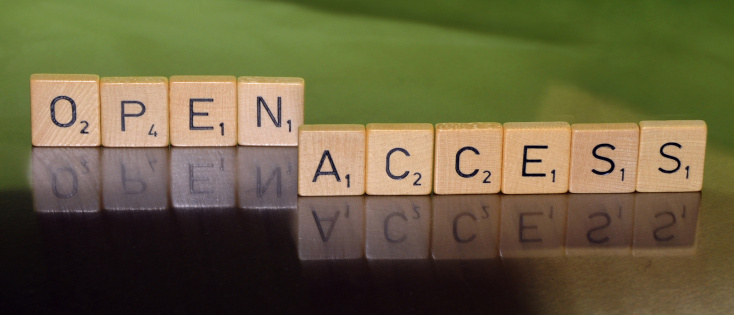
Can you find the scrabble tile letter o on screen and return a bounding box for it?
[31,74,101,146]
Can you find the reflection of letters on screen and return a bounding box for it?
[52,167,78,199]
[121,164,146,194]
[312,210,340,242]
[653,212,677,241]
[257,166,282,197]
[519,212,543,243]
[189,163,214,194]
[453,212,477,243]
[384,212,408,243]
[586,212,611,244]
[32,148,100,212]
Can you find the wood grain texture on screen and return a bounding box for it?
[433,122,502,194]
[100,77,169,147]
[169,76,237,146]
[499,195,567,258]
[431,195,499,260]
[636,120,706,192]
[298,196,365,260]
[501,122,571,194]
[298,124,365,196]
[565,194,634,256]
[31,74,100,146]
[569,123,639,193]
[238,76,304,146]
[365,123,434,195]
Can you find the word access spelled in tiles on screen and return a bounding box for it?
[100,77,169,147]
[569,123,639,193]
[170,76,237,146]
[31,74,100,146]
[433,123,502,194]
[238,77,304,146]
[299,125,366,196]
[502,122,571,194]
[365,124,434,195]
[636,120,707,192]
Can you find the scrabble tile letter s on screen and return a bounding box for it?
[636,120,706,192]
[31,74,100,146]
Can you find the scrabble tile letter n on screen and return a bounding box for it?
[238,77,304,146]
[502,122,571,194]
[366,123,434,195]
[636,120,707,192]
[101,77,169,147]
[31,74,100,146]
[299,125,366,196]
[170,76,237,146]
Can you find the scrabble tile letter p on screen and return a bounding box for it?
[31,74,100,146]
[502,122,571,194]
[170,76,237,146]
[366,123,434,195]
[238,77,304,146]
[636,120,707,192]
[101,77,169,147]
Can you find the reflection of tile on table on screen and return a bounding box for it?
[365,196,431,260]
[237,147,297,209]
[32,148,100,212]
[431,195,500,260]
[102,148,169,210]
[565,194,634,256]
[298,196,365,260]
[170,148,236,208]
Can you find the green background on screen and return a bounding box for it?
[1,1,734,312]
[2,0,734,189]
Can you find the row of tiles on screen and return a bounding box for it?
[31,147,699,260]
[298,121,707,195]
[30,74,304,147]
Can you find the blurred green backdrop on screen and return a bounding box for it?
[1,0,733,190]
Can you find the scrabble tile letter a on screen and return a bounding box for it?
[238,77,305,146]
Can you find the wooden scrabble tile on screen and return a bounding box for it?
[431,195,500,260]
[169,76,237,146]
[101,148,168,210]
[31,148,100,212]
[365,196,431,259]
[499,195,567,258]
[237,147,298,209]
[501,122,571,194]
[565,194,634,255]
[365,123,434,195]
[433,123,502,195]
[238,77,304,146]
[633,192,700,256]
[100,77,169,147]
[298,125,366,196]
[170,148,236,208]
[31,74,100,146]
[569,123,639,193]
[298,196,365,260]
[636,120,707,192]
